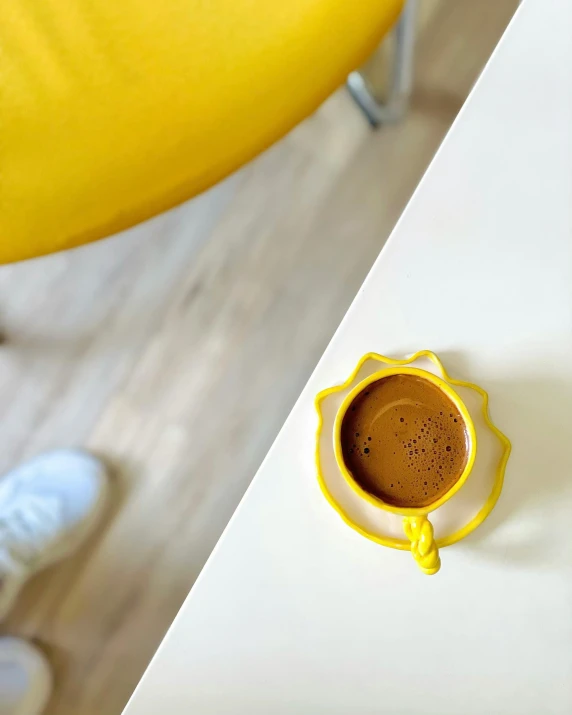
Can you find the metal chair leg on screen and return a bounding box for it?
[347,0,417,127]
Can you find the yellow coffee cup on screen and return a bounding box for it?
[333,366,477,575]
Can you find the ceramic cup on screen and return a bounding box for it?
[333,366,477,575]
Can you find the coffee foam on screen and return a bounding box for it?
[341,374,469,508]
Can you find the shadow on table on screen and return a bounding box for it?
[434,352,572,568]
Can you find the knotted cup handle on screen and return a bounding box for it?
[403,515,441,575]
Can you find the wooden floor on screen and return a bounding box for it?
[3,2,518,713]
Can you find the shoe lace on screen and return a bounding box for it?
[0,495,62,570]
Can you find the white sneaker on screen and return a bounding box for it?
[0,638,52,715]
[0,450,109,622]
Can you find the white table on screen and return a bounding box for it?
[124,1,572,712]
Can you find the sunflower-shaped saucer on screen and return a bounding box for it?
[315,351,511,574]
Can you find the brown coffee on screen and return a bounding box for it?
[340,374,469,508]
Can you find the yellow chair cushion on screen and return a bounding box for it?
[1,0,403,263]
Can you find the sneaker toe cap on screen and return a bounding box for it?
[11,449,109,526]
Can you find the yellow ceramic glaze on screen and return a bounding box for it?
[333,365,477,575]
[403,515,440,576]
[1,0,403,263]
[315,351,512,574]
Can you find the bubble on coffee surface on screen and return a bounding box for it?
[340,374,469,508]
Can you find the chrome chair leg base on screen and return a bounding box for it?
[346,72,408,127]
[347,0,417,128]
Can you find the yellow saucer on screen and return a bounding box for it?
[315,351,511,551]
